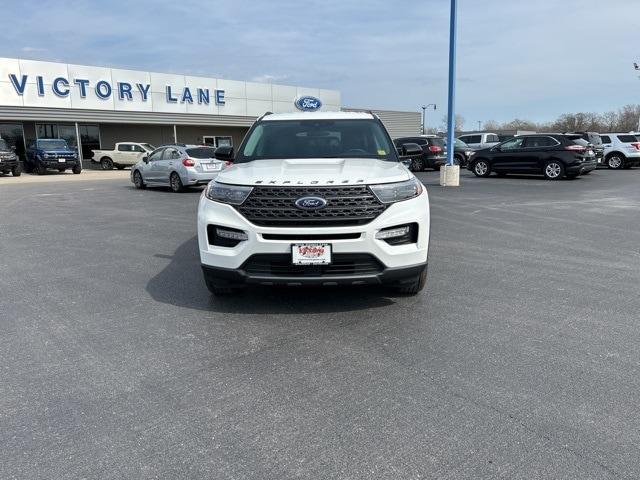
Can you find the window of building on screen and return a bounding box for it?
[0,123,26,160]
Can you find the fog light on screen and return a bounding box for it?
[216,228,248,241]
[375,225,410,240]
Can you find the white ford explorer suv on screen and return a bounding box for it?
[197,111,430,295]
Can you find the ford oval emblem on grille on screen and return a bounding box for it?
[294,196,327,210]
[294,96,322,112]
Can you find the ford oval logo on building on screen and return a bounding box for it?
[295,96,322,112]
[294,196,327,210]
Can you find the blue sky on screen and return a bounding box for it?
[2,0,639,129]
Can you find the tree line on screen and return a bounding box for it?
[434,104,640,134]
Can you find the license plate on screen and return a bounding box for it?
[203,163,222,171]
[292,243,331,265]
[58,159,66,163]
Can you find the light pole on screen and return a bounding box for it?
[445,0,457,168]
[440,0,459,187]
[477,120,482,131]
[422,104,436,135]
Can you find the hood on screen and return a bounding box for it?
[43,148,76,153]
[216,158,412,186]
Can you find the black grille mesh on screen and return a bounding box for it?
[242,254,383,277]
[234,185,387,226]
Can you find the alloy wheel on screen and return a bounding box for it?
[474,161,488,176]
[134,171,144,188]
[545,162,562,179]
[608,156,623,169]
[170,173,183,192]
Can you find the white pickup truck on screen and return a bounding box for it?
[92,142,155,170]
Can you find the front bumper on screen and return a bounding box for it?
[197,189,430,283]
[0,158,19,170]
[42,160,79,168]
[202,261,427,288]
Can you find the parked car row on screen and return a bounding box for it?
[393,131,639,180]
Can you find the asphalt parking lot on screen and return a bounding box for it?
[2,168,640,479]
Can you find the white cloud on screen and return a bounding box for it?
[250,74,289,84]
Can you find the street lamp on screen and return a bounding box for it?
[421,104,437,135]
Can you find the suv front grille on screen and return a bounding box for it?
[234,185,387,227]
[242,254,383,277]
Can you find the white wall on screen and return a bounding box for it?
[0,58,341,116]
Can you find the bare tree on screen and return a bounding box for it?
[466,104,640,134]
[441,114,465,132]
[482,120,500,131]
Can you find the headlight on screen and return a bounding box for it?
[205,181,253,205]
[73,153,78,159]
[43,153,52,158]
[369,178,423,204]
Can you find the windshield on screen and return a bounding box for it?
[0,139,8,151]
[186,147,216,159]
[38,139,69,150]
[236,119,398,163]
[141,143,155,151]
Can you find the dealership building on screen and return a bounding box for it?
[0,58,420,165]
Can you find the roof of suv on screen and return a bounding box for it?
[261,111,375,122]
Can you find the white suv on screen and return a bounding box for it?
[600,133,640,169]
[197,111,430,295]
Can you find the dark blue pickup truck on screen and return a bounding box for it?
[25,139,82,174]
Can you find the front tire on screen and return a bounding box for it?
[100,157,114,170]
[35,162,47,175]
[72,165,82,174]
[169,172,184,192]
[543,160,564,180]
[410,157,425,172]
[607,154,624,169]
[12,164,22,177]
[133,170,146,189]
[472,159,491,177]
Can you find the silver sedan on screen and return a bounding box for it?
[130,144,228,192]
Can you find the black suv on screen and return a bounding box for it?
[468,134,597,180]
[0,138,21,177]
[564,132,604,166]
[394,136,446,171]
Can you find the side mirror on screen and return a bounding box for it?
[142,155,149,163]
[399,143,423,157]
[215,145,234,161]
